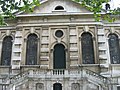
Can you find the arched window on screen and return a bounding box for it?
[105,3,110,10]
[1,36,13,65]
[108,34,120,64]
[53,44,66,69]
[81,33,95,64]
[26,34,38,65]
[53,83,62,90]
[55,6,64,10]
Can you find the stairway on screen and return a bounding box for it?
[3,68,110,90]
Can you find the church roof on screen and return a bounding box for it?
[15,0,106,17]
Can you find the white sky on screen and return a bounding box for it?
[15,0,120,9]
[109,0,120,9]
[0,0,120,12]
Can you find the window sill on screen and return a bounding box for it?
[52,10,66,13]
[0,66,11,68]
[78,64,100,67]
[20,65,41,68]
[110,64,120,66]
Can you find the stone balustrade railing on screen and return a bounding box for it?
[111,77,119,84]
[10,70,29,84]
[28,68,107,84]
[8,68,108,86]
[83,69,108,84]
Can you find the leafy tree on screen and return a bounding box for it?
[0,0,40,25]
[0,0,120,26]
[74,0,120,22]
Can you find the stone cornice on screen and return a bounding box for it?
[16,22,104,27]
[16,12,106,17]
[0,26,16,30]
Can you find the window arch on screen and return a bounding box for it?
[53,44,66,69]
[55,6,64,10]
[26,34,38,65]
[81,33,95,64]
[53,83,62,90]
[1,36,13,65]
[108,34,120,64]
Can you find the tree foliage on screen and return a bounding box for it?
[0,0,120,26]
[74,0,120,22]
[0,0,40,25]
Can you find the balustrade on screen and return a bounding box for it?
[53,69,65,75]
[10,70,29,84]
[6,68,109,86]
[83,69,107,84]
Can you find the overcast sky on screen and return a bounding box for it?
[0,0,120,12]
[109,0,120,9]
[15,0,120,9]
[111,0,120,8]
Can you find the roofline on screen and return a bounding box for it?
[16,12,106,17]
[14,0,49,15]
[15,0,106,16]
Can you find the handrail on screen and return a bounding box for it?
[10,69,30,84]
[84,68,108,83]
[8,68,109,85]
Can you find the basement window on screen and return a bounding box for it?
[55,6,64,10]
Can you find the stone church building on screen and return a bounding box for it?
[0,0,120,90]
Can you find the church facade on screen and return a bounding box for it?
[0,0,120,90]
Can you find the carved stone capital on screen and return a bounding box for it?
[24,38,27,42]
[79,37,81,41]
[50,49,54,52]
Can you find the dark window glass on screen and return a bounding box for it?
[1,36,13,65]
[117,86,120,90]
[81,33,95,64]
[53,44,66,69]
[53,83,62,90]
[108,34,120,64]
[55,6,64,10]
[105,3,110,10]
[26,34,38,65]
[55,30,63,38]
